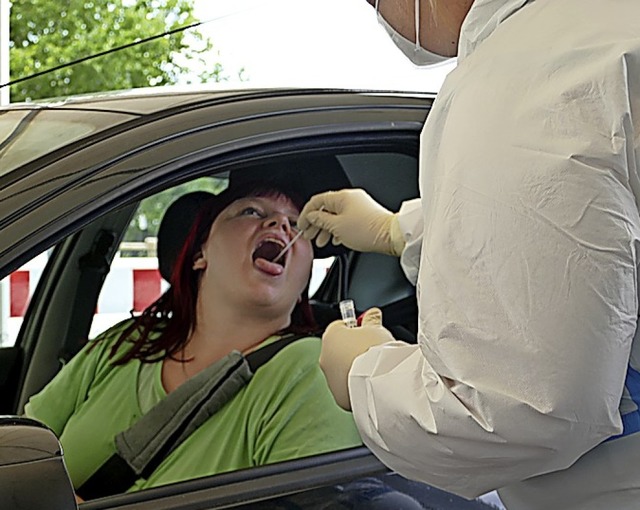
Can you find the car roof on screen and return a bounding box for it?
[0,85,432,176]
[3,84,279,114]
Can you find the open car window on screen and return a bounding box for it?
[7,144,419,427]
[0,146,506,509]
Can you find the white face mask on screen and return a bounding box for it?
[375,0,451,66]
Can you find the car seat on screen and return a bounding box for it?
[157,191,214,282]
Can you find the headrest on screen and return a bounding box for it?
[157,191,213,282]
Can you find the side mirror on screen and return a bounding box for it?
[0,416,77,509]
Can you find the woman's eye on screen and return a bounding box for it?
[240,207,263,217]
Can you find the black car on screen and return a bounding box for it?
[0,86,503,509]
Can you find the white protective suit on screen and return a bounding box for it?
[349,0,640,508]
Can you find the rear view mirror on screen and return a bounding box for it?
[0,416,77,509]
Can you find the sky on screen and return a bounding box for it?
[189,0,455,93]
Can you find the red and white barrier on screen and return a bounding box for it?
[8,257,168,318]
[95,257,169,317]
[1,255,169,346]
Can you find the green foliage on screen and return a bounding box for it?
[9,0,223,101]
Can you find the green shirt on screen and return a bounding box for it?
[24,321,362,492]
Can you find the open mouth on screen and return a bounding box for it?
[252,239,286,268]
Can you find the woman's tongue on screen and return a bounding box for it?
[253,242,284,276]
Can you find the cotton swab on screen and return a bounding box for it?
[272,206,324,264]
[272,229,304,263]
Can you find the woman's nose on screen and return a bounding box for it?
[264,214,292,233]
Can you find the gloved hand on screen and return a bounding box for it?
[320,307,396,410]
[298,189,406,256]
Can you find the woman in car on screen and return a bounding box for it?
[24,180,362,498]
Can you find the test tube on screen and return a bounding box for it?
[339,299,357,328]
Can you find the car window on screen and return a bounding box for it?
[0,252,48,347]
[3,142,425,503]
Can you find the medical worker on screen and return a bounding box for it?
[298,0,640,508]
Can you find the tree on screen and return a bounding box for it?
[9,0,223,102]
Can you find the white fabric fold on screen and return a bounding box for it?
[351,0,640,505]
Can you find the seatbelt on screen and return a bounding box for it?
[76,333,309,501]
[62,230,116,366]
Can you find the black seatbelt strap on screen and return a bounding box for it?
[62,230,116,366]
[76,333,309,501]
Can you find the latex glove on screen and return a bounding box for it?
[320,307,396,410]
[298,189,405,256]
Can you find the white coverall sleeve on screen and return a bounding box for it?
[396,198,424,285]
[347,0,640,498]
